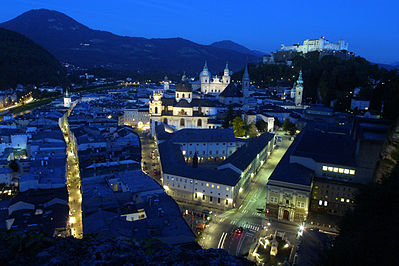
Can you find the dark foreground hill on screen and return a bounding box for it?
[0,231,253,265]
[0,9,261,73]
[0,27,66,89]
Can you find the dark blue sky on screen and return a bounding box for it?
[1,0,398,64]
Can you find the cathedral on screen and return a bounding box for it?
[200,62,231,94]
[149,63,252,133]
[149,76,224,133]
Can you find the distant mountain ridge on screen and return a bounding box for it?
[0,9,261,73]
[210,40,265,57]
[0,27,66,88]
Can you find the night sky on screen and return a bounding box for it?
[1,0,398,64]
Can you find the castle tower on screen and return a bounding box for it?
[200,61,210,93]
[222,62,230,84]
[163,76,169,90]
[295,70,303,106]
[242,64,250,99]
[149,90,163,116]
[63,88,71,108]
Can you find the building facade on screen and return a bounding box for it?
[200,62,231,95]
[281,37,348,54]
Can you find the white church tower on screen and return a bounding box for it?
[63,88,71,108]
[200,62,210,93]
[163,76,169,90]
[295,70,304,106]
[222,62,230,85]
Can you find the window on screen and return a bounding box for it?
[194,193,197,199]
[319,200,323,206]
[349,170,355,175]
[180,118,185,126]
[218,198,221,204]
[225,199,228,205]
[202,195,205,200]
[163,118,168,124]
[324,201,328,206]
[206,183,209,187]
[197,119,202,127]
[286,199,289,204]
[155,107,158,114]
[211,184,215,188]
[226,187,229,191]
[177,93,179,98]
[217,185,220,189]
[210,196,213,202]
[322,166,328,171]
[182,93,185,98]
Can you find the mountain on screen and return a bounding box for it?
[0,27,66,89]
[211,40,265,57]
[0,9,261,73]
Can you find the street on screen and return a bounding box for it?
[199,133,297,257]
[60,108,83,239]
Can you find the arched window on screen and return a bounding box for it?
[155,107,158,114]
[177,93,179,98]
[197,119,202,127]
[163,118,168,124]
[182,93,185,98]
[180,118,185,127]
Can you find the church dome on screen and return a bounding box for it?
[176,82,193,92]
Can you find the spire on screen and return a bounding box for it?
[242,64,250,81]
[224,62,229,76]
[203,61,208,71]
[297,70,303,85]
[65,88,69,97]
[164,75,168,82]
[182,72,187,81]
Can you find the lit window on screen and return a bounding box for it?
[324,201,328,206]
[322,166,328,171]
[346,199,350,203]
[341,198,345,202]
[217,185,220,189]
[333,167,338,172]
[226,187,229,191]
[318,200,323,206]
[344,169,349,174]
[349,170,355,175]
[211,184,215,188]
[206,183,209,187]
[338,168,344,173]
[328,167,333,172]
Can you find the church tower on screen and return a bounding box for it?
[222,62,230,85]
[163,76,169,90]
[149,90,163,116]
[242,64,250,99]
[63,88,71,108]
[295,70,304,106]
[200,61,210,93]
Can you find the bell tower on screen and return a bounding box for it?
[295,70,303,106]
[222,62,230,85]
[149,90,163,116]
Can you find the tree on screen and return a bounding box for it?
[248,123,259,138]
[255,120,268,132]
[192,152,198,168]
[9,160,19,172]
[232,116,246,137]
[222,105,235,128]
[282,119,297,136]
